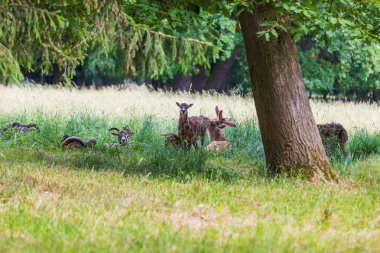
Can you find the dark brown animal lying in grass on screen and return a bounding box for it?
[161,133,182,147]
[108,125,134,146]
[317,123,348,154]
[1,121,40,133]
[61,134,97,149]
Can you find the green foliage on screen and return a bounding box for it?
[0,0,221,83]
[298,30,380,98]
[299,49,335,96]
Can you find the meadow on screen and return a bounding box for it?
[0,84,379,252]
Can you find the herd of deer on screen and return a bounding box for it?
[161,103,237,151]
[0,103,349,153]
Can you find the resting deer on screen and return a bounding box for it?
[61,134,97,149]
[206,106,237,151]
[317,122,348,154]
[1,121,39,133]
[161,133,182,147]
[176,102,208,149]
[108,125,134,146]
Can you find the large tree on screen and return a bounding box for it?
[190,0,379,181]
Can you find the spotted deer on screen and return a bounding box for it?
[176,102,208,149]
[206,106,237,151]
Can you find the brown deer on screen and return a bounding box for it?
[61,134,97,149]
[206,106,237,151]
[317,123,348,154]
[108,125,134,146]
[176,102,208,149]
[161,133,182,147]
[1,121,40,133]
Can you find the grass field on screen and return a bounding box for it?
[0,85,379,252]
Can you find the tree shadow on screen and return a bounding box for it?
[2,145,265,183]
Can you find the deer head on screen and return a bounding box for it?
[109,125,134,145]
[176,102,193,116]
[214,106,236,128]
[207,106,236,142]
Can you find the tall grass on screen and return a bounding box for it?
[0,111,378,182]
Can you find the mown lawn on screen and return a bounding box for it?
[0,111,379,252]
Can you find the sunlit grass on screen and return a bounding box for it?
[1,84,379,131]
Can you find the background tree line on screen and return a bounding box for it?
[1,1,379,103]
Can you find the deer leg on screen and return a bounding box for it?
[183,140,190,151]
[201,134,205,146]
[193,141,199,149]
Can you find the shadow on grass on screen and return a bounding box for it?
[0,144,265,183]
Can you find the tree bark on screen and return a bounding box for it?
[191,65,207,92]
[205,45,240,92]
[174,73,192,91]
[373,88,380,104]
[238,4,337,182]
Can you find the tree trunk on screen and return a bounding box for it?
[373,88,380,105]
[52,65,65,84]
[238,4,337,182]
[174,73,192,91]
[191,65,207,92]
[205,45,240,92]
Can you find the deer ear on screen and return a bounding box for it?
[176,102,180,107]
[111,132,118,136]
[188,103,193,108]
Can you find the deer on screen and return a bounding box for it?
[176,102,208,150]
[317,122,348,154]
[1,121,40,133]
[161,133,182,147]
[206,106,237,151]
[108,125,134,147]
[61,134,97,149]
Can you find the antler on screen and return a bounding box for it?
[26,123,40,131]
[61,136,87,147]
[11,121,23,127]
[215,106,221,118]
[122,125,132,131]
[122,125,134,136]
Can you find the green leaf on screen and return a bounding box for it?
[271,29,278,37]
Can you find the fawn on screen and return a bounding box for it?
[206,106,236,151]
[176,102,208,149]
[161,133,182,147]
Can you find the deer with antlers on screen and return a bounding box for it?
[176,102,208,150]
[108,125,134,147]
[206,106,237,151]
[1,121,40,133]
